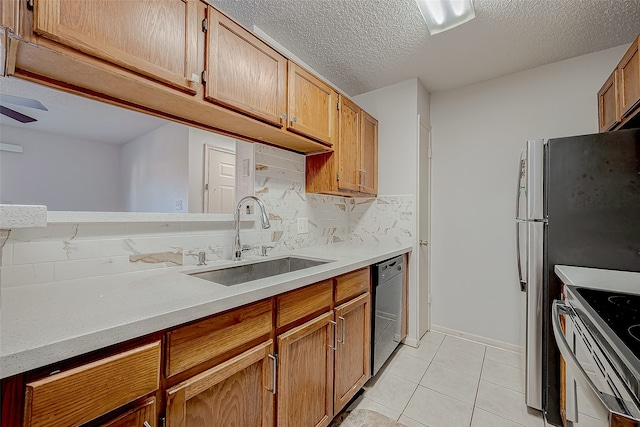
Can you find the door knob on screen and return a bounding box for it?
[419,240,428,246]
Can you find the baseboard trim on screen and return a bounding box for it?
[430,324,524,354]
[403,337,419,348]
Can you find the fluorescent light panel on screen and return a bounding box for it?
[416,0,475,35]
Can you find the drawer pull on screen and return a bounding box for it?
[268,353,278,395]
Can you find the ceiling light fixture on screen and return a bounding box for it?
[416,0,475,35]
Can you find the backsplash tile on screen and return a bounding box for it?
[0,144,415,287]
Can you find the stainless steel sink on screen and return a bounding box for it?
[188,257,331,286]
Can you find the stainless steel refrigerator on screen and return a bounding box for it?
[516,129,640,426]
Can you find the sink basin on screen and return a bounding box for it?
[188,256,331,286]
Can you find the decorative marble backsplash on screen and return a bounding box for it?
[0,144,414,287]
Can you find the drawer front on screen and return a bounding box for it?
[24,341,161,427]
[334,267,370,304]
[166,299,273,377]
[276,280,333,328]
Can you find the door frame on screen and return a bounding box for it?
[416,115,432,337]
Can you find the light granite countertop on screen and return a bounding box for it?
[0,240,411,379]
[555,265,640,295]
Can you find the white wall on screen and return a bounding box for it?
[120,122,189,213]
[429,44,628,348]
[355,79,418,195]
[0,126,121,211]
[355,78,430,345]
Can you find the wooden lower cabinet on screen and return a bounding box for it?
[333,293,371,413]
[101,398,156,427]
[277,312,335,427]
[23,341,161,427]
[4,267,378,427]
[166,340,275,427]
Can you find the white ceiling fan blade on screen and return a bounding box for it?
[0,94,48,111]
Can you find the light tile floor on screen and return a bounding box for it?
[347,331,547,427]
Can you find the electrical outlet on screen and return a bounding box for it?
[297,217,308,234]
[175,200,183,210]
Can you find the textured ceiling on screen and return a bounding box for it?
[209,0,640,96]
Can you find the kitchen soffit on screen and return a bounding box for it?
[208,0,640,95]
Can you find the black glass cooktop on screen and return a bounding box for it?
[577,287,640,358]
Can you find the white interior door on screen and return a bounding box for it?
[418,122,432,337]
[204,145,236,214]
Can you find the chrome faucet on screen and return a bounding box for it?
[233,196,270,261]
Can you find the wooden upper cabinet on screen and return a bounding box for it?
[333,293,371,414]
[205,7,287,126]
[277,312,334,427]
[597,34,640,131]
[618,35,640,119]
[337,97,362,193]
[597,70,620,132]
[359,110,378,196]
[166,341,275,427]
[32,0,200,94]
[288,62,337,146]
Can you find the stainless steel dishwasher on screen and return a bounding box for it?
[371,255,404,375]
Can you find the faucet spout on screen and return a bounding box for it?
[233,196,270,261]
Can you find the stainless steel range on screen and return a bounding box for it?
[553,278,640,426]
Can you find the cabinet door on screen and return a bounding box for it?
[100,398,156,427]
[288,62,337,146]
[333,293,371,414]
[337,96,361,193]
[32,0,200,94]
[597,70,620,132]
[277,312,334,427]
[360,111,378,196]
[166,340,275,427]
[619,36,640,118]
[205,8,287,127]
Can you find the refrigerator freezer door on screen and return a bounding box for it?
[525,140,545,221]
[526,220,544,410]
[516,149,527,221]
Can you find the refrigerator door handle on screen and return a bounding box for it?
[516,151,525,219]
[516,150,526,292]
[516,221,526,292]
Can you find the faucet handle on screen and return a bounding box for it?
[241,244,257,252]
[197,251,207,266]
[261,245,274,256]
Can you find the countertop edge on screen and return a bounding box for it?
[555,265,640,295]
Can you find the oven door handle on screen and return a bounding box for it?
[552,300,630,423]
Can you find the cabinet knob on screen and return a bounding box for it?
[291,117,297,123]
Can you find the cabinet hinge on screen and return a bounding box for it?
[202,18,208,33]
[336,173,340,181]
[26,0,34,10]
[201,71,207,84]
[159,416,166,427]
[204,183,209,190]
[337,102,341,111]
